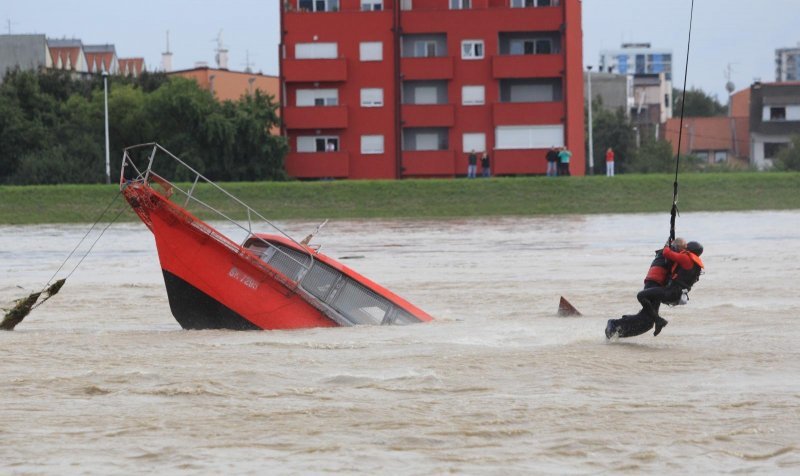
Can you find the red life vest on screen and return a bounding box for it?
[669,251,705,290]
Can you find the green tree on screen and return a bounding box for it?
[674,87,727,117]
[627,138,675,173]
[586,98,636,174]
[773,135,800,171]
[0,70,287,184]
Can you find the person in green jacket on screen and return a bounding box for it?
[557,147,572,176]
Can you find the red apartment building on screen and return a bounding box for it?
[280,0,585,179]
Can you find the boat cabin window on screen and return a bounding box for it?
[246,239,420,326]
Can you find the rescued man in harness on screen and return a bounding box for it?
[606,239,704,339]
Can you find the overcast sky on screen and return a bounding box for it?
[5,0,799,100]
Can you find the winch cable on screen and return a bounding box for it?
[670,0,695,243]
[2,190,126,330]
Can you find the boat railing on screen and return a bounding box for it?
[119,143,315,285]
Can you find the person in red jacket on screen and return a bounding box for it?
[606,239,702,339]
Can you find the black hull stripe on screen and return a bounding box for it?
[162,270,261,330]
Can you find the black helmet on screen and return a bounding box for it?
[686,241,703,256]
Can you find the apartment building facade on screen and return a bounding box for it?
[749,81,800,169]
[599,43,672,80]
[775,44,800,82]
[279,0,585,179]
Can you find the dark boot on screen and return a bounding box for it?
[605,319,617,339]
[654,316,668,336]
[613,312,655,338]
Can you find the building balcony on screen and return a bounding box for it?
[492,149,548,175]
[492,101,564,126]
[283,58,347,83]
[401,150,456,177]
[400,56,454,80]
[285,151,349,178]
[492,54,563,79]
[401,104,455,127]
[283,105,348,130]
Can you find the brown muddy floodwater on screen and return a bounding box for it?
[1,211,799,474]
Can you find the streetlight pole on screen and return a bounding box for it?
[103,71,111,185]
[586,65,594,175]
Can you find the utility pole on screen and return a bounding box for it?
[586,65,595,175]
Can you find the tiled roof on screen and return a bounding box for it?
[118,57,145,76]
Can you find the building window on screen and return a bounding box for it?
[295,42,337,59]
[298,0,339,12]
[461,40,484,60]
[403,80,448,105]
[509,39,552,55]
[463,133,486,153]
[298,136,339,153]
[500,79,562,103]
[764,142,789,159]
[694,151,709,162]
[450,0,471,9]
[511,0,556,7]
[714,151,727,163]
[403,128,449,151]
[415,41,437,58]
[296,89,338,107]
[770,107,786,121]
[361,88,384,107]
[360,42,383,61]
[462,85,485,105]
[402,34,447,58]
[495,125,564,150]
[401,0,412,10]
[361,0,383,10]
[361,135,385,154]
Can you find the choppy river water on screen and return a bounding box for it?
[1,211,799,474]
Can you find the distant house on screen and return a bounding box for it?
[84,44,118,74]
[663,116,749,165]
[118,57,146,77]
[0,34,52,81]
[168,66,279,102]
[749,81,800,169]
[47,39,87,72]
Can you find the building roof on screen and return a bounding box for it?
[83,44,116,54]
[47,38,83,48]
[118,57,145,76]
[48,40,84,70]
[168,66,277,78]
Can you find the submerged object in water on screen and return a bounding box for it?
[1,279,66,331]
[557,296,582,317]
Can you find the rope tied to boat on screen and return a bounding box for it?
[1,190,126,330]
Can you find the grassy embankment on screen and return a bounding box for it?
[0,172,798,225]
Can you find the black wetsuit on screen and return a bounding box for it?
[607,248,699,338]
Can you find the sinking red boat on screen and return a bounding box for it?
[120,143,433,330]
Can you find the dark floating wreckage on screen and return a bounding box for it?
[1,279,66,331]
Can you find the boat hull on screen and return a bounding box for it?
[125,183,339,330]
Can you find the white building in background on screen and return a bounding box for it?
[775,44,800,82]
[599,43,673,80]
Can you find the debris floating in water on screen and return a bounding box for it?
[557,296,582,317]
[0,279,66,331]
